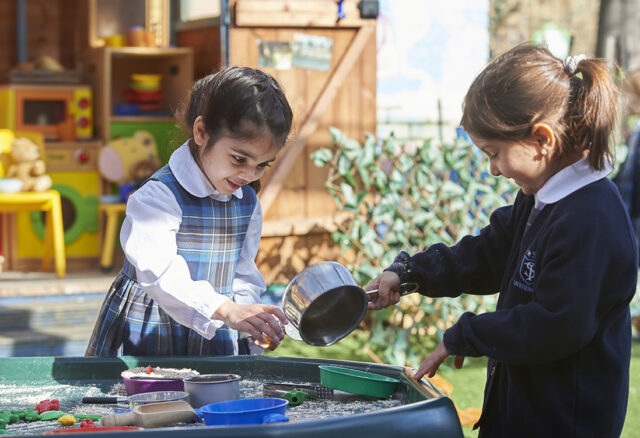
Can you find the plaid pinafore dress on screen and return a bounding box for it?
[85,166,257,356]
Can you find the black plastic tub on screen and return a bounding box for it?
[0,355,463,437]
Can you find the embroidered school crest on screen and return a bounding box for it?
[519,249,537,286]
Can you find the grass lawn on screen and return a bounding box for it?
[266,334,640,437]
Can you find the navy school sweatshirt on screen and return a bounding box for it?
[388,178,638,437]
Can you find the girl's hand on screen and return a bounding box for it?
[366,271,402,310]
[213,301,287,350]
[413,342,465,380]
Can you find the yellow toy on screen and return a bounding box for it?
[57,414,76,426]
[98,130,160,184]
[6,137,52,192]
[0,130,13,177]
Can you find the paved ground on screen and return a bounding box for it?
[0,270,114,356]
[0,270,115,297]
[0,270,287,356]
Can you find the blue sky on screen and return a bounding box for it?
[377,1,489,124]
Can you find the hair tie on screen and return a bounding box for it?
[562,54,586,77]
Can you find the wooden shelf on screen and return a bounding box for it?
[106,47,194,57]
[44,139,102,149]
[85,46,193,141]
[111,116,176,123]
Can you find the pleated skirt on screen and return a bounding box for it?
[85,272,246,356]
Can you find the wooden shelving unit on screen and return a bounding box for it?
[84,46,193,141]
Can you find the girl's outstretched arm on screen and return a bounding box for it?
[413,342,465,380]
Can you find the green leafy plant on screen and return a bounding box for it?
[311,127,517,367]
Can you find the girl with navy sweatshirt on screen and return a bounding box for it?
[367,44,638,437]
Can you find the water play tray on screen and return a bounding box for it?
[0,355,462,437]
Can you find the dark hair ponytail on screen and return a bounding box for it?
[565,58,618,170]
[177,67,293,193]
[461,44,618,170]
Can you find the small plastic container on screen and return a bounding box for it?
[119,183,136,203]
[99,194,121,204]
[196,398,289,426]
[319,365,400,399]
[121,375,184,396]
[113,103,139,116]
[0,178,23,193]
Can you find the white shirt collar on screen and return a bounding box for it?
[168,141,244,201]
[534,156,612,209]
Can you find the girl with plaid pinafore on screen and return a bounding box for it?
[86,67,293,356]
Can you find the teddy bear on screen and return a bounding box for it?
[6,137,52,192]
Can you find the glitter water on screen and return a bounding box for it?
[0,376,405,434]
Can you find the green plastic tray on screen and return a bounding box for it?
[319,365,400,398]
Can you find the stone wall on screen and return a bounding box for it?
[489,0,601,57]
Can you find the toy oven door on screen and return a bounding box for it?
[14,89,71,139]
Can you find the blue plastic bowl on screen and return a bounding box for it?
[196,398,289,426]
[113,103,139,116]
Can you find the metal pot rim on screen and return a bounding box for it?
[183,374,241,384]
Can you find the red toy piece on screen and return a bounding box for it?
[34,399,60,414]
[80,419,97,428]
[145,365,154,374]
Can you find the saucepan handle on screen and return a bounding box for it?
[365,282,419,296]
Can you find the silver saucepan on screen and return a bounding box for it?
[281,261,418,346]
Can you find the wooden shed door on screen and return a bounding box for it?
[230,0,377,220]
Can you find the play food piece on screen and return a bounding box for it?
[100,400,198,428]
[0,410,9,428]
[38,411,102,422]
[282,389,306,406]
[35,399,60,414]
[72,415,102,421]
[38,411,64,421]
[57,415,76,426]
[0,409,21,427]
[79,419,96,428]
[319,365,400,399]
[11,409,38,422]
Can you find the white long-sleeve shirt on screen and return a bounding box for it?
[119,143,266,341]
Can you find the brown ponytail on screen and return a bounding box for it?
[564,58,618,170]
[461,44,618,170]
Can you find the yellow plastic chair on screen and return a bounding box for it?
[0,130,65,278]
[99,202,126,271]
[0,190,66,278]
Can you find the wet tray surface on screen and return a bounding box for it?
[0,355,463,438]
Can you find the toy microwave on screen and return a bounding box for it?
[0,84,93,140]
